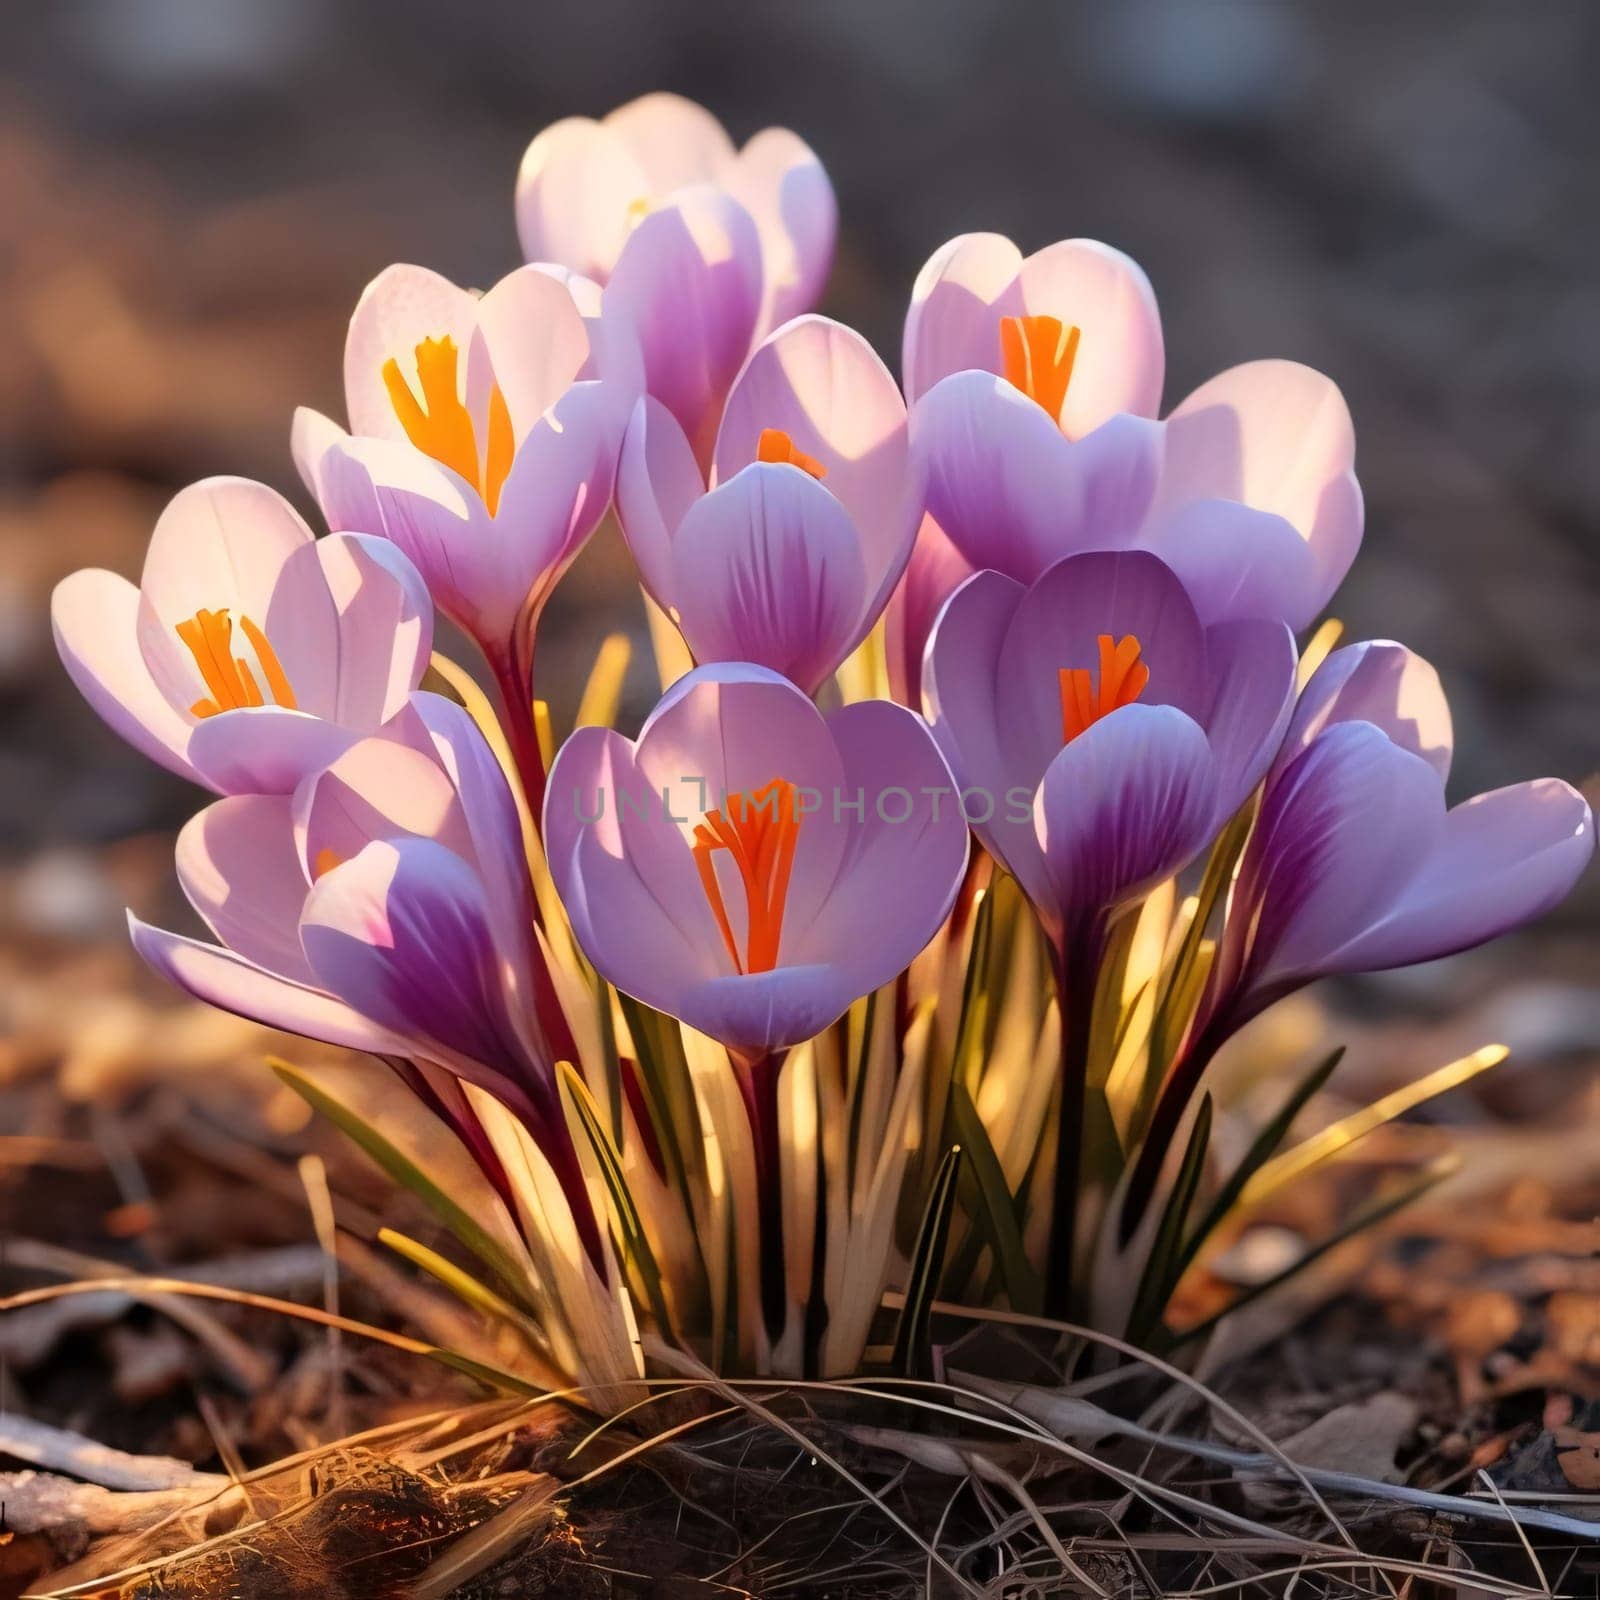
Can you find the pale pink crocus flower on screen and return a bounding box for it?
[516,92,836,342]
[52,477,432,795]
[615,314,912,694]
[889,231,1362,700]
[291,262,625,813]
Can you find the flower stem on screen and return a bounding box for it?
[487,633,547,833]
[1044,934,1095,1320]
[734,1048,787,1344]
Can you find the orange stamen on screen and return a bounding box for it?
[756,427,827,480]
[1000,314,1081,422]
[691,777,801,975]
[313,847,342,880]
[176,608,297,719]
[1059,633,1150,743]
[381,335,513,516]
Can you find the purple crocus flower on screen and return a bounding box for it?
[925,547,1297,1307]
[600,188,767,470]
[888,231,1361,700]
[1218,639,1594,1026]
[544,661,969,1332]
[127,692,602,1258]
[291,261,626,813]
[924,549,1298,963]
[616,315,912,694]
[516,92,836,342]
[1119,639,1594,1243]
[52,478,432,795]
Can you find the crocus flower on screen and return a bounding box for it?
[130,691,606,1259]
[1120,638,1595,1243]
[545,660,968,1335]
[291,262,624,805]
[1212,639,1595,1020]
[601,189,766,469]
[924,549,1298,966]
[52,477,432,795]
[889,231,1360,700]
[516,91,836,340]
[545,661,968,1054]
[615,315,911,693]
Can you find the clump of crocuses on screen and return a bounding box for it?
[55,89,1594,1391]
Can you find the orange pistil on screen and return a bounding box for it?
[1059,634,1149,744]
[381,335,514,515]
[1000,314,1081,421]
[756,427,827,480]
[176,608,298,719]
[691,778,801,975]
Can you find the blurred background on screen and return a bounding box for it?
[1,0,1596,1097]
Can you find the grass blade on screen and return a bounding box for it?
[557,1060,675,1337]
[1240,1044,1505,1209]
[1168,1151,1462,1349]
[947,1081,1044,1314]
[270,1060,534,1308]
[1124,1094,1213,1344]
[1174,1045,1346,1283]
[892,1145,964,1378]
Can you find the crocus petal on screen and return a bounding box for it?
[682,966,858,1054]
[317,532,434,724]
[997,550,1209,791]
[295,735,473,887]
[909,371,1079,581]
[51,568,196,782]
[632,663,849,938]
[923,567,1049,901]
[408,692,536,950]
[1138,498,1321,629]
[228,531,431,727]
[715,314,909,599]
[1329,780,1595,972]
[469,265,592,440]
[903,233,1163,434]
[1034,704,1219,941]
[1015,239,1164,435]
[186,705,360,795]
[669,464,870,694]
[533,264,646,401]
[301,838,546,1092]
[1233,723,1444,993]
[312,437,497,639]
[603,189,764,465]
[727,127,837,332]
[516,116,652,283]
[884,516,976,708]
[290,406,351,512]
[903,233,1028,405]
[129,912,405,1056]
[487,381,622,622]
[135,476,313,636]
[343,264,481,443]
[1283,640,1453,782]
[176,795,314,983]
[1152,360,1362,615]
[1200,618,1298,824]
[799,699,970,976]
[910,373,1158,582]
[615,394,706,606]
[547,729,727,1006]
[607,91,736,189]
